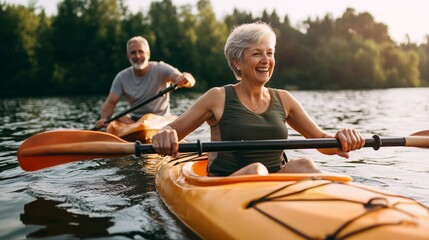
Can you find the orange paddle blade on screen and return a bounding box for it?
[17,130,135,171]
[411,130,429,136]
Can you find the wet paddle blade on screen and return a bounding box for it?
[411,130,429,136]
[17,130,135,171]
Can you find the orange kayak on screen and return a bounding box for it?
[155,154,429,240]
[106,113,176,142]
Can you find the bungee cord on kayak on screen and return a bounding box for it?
[246,179,429,240]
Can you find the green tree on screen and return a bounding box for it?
[224,8,255,30]
[51,0,126,94]
[304,14,335,46]
[147,0,182,64]
[50,0,88,91]
[416,37,429,86]
[175,4,201,89]
[382,44,420,87]
[81,0,125,91]
[0,3,45,96]
[194,0,228,87]
[33,11,54,93]
[336,8,392,43]
[1,0,428,96]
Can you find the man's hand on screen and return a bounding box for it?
[176,72,196,88]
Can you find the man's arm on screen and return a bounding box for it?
[95,93,121,129]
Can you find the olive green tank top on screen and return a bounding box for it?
[208,85,288,176]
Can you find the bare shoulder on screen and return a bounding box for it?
[206,86,225,94]
[197,87,225,123]
[201,87,225,101]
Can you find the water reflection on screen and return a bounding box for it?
[21,154,201,239]
[20,198,113,238]
[1,88,428,239]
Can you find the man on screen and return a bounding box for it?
[95,36,195,129]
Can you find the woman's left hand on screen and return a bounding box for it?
[333,128,366,158]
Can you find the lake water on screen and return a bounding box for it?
[0,88,428,239]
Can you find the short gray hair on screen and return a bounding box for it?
[127,36,150,54]
[224,22,277,80]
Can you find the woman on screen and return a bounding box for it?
[151,21,365,176]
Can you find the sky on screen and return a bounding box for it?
[5,0,429,44]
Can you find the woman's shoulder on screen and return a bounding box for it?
[204,86,226,97]
[193,87,226,109]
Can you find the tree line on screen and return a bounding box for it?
[1,0,429,97]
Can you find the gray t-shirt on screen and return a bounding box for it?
[110,61,177,117]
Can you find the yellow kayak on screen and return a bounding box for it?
[155,154,429,240]
[106,113,176,142]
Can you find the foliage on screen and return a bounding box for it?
[0,0,428,97]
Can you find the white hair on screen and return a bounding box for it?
[224,22,277,79]
[126,36,150,54]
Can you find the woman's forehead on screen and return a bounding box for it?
[247,37,275,51]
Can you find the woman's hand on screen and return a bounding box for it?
[151,125,180,158]
[333,128,366,158]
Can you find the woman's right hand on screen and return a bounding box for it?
[151,125,180,158]
[333,128,365,158]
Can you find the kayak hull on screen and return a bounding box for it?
[106,113,176,142]
[155,155,429,240]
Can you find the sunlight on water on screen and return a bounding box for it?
[288,88,429,205]
[0,88,428,239]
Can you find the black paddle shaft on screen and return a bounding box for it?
[134,135,406,156]
[91,84,178,130]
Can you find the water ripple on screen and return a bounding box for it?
[1,88,428,239]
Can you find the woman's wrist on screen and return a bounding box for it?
[321,133,333,138]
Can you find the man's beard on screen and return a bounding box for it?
[132,62,145,70]
[130,59,147,70]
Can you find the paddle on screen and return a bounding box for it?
[17,130,429,172]
[91,83,178,130]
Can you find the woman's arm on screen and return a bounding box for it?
[151,87,225,156]
[278,90,365,158]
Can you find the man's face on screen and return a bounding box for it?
[128,41,150,70]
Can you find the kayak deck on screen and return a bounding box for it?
[155,154,429,240]
[184,159,353,185]
[106,113,176,142]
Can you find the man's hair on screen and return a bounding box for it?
[127,36,150,54]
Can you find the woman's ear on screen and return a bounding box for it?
[233,59,240,70]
